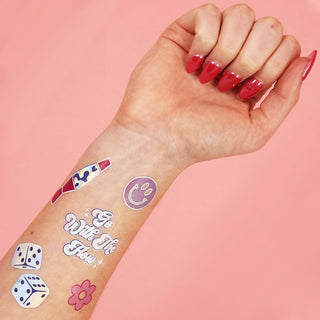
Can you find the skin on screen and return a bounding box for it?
[0,3,311,319]
[117,3,306,165]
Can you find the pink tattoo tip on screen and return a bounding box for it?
[302,50,317,81]
[98,159,111,171]
[51,188,63,204]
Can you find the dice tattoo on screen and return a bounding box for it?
[11,274,49,308]
[11,243,42,270]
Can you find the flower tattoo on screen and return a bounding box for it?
[68,279,96,311]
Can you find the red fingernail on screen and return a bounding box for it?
[199,61,222,83]
[186,54,205,73]
[238,78,263,100]
[302,50,317,81]
[217,71,241,91]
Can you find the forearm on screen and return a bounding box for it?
[0,2,314,318]
[0,119,182,319]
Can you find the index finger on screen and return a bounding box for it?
[176,4,222,73]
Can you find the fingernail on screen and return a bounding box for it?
[186,54,205,73]
[217,71,241,91]
[238,78,263,100]
[199,61,222,83]
[302,50,317,81]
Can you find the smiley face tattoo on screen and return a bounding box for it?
[123,176,157,210]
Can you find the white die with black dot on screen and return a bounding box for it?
[11,274,49,308]
[11,243,42,270]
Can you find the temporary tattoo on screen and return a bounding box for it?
[11,274,49,308]
[62,209,119,266]
[91,208,113,229]
[12,243,42,270]
[92,233,118,255]
[51,159,111,204]
[63,240,97,265]
[64,213,100,241]
[84,208,90,217]
[123,176,157,210]
[68,279,96,311]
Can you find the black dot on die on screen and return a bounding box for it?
[32,277,36,280]
[18,252,22,257]
[41,294,46,298]
[33,254,36,258]
[37,249,41,253]
[26,302,30,306]
[14,288,18,292]
[27,289,31,294]
[36,261,40,265]
[20,297,24,302]
[17,247,20,251]
[28,277,31,280]
[41,284,45,287]
[28,258,31,263]
[30,247,33,251]
[21,280,24,285]
[36,277,40,280]
[21,258,24,263]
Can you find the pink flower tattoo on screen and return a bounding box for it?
[68,279,96,311]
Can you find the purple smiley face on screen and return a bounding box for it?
[123,177,157,210]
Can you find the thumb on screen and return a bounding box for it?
[250,56,311,141]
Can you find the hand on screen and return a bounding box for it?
[114,3,311,168]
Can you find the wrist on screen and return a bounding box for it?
[79,118,184,202]
[99,118,184,170]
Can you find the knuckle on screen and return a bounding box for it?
[200,3,221,16]
[224,3,255,20]
[259,16,283,33]
[205,3,220,12]
[284,35,301,54]
[235,3,255,18]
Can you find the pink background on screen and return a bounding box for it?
[0,0,319,319]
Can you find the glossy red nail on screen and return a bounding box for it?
[217,71,241,92]
[238,78,263,100]
[186,54,205,73]
[302,50,317,81]
[199,61,222,84]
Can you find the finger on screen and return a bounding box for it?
[199,4,255,84]
[178,4,221,73]
[238,35,301,100]
[217,17,283,92]
[249,57,309,148]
